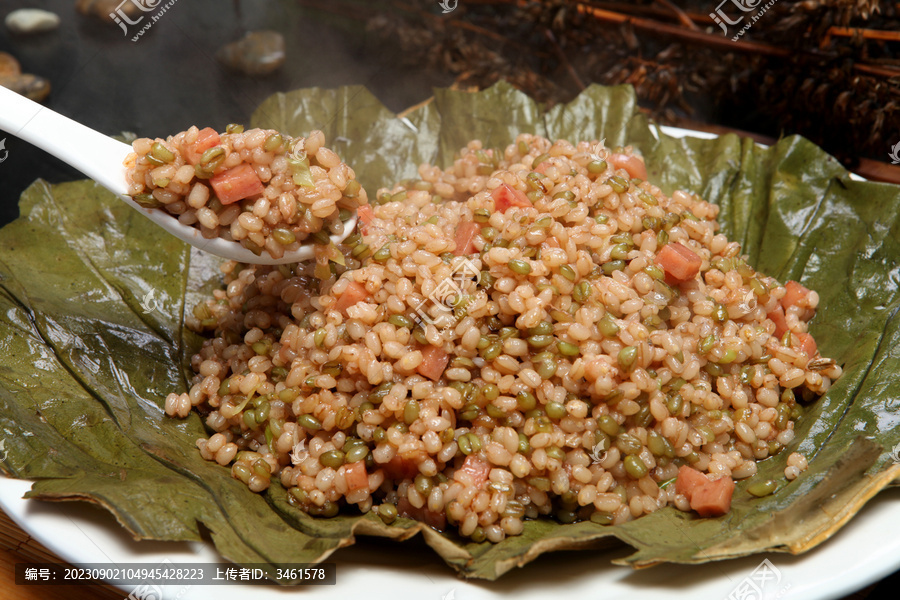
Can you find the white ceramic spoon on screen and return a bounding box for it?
[0,85,356,265]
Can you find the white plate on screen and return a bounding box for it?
[1,125,892,599]
[2,477,899,600]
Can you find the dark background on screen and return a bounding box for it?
[1,0,899,598]
[0,0,452,227]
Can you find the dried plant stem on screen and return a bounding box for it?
[654,0,700,31]
[823,26,900,45]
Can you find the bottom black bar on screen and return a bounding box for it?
[15,562,336,586]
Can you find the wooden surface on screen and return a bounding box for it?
[0,547,121,600]
[0,510,121,600]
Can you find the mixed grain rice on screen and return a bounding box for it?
[125,126,367,259]
[167,134,841,542]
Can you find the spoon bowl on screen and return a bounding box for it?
[0,86,355,264]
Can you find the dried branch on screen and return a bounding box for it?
[559,2,792,58]
[851,62,900,78]
[583,1,714,24]
[823,26,900,45]
[547,2,899,81]
[653,0,700,31]
[391,1,536,52]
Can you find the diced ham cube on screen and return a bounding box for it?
[344,461,369,492]
[690,475,735,517]
[609,152,648,180]
[184,127,221,165]
[333,281,370,315]
[209,164,265,205]
[675,465,735,517]
[416,345,449,381]
[656,242,702,283]
[491,184,531,213]
[675,465,710,502]
[357,204,374,235]
[453,221,480,256]
[455,454,490,488]
[781,280,812,311]
[768,305,789,338]
[382,454,419,480]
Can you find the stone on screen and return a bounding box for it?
[5,9,61,34]
[216,31,286,76]
[0,73,51,103]
[0,52,20,77]
[0,51,50,103]
[76,0,139,23]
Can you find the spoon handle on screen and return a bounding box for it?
[0,85,130,195]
